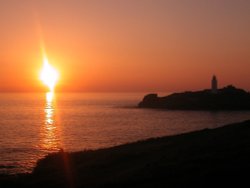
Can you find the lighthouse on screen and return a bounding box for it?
[211,75,218,94]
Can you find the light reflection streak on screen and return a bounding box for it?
[40,92,61,151]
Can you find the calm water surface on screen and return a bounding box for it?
[0,92,250,174]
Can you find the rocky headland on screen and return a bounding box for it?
[139,85,250,110]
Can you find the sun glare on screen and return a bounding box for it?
[40,57,59,92]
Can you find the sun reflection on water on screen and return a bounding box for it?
[40,92,61,151]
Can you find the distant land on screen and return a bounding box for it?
[1,120,250,187]
[138,85,250,110]
[139,76,250,110]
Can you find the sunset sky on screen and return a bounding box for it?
[0,0,249,92]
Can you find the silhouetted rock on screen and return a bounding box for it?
[139,85,250,110]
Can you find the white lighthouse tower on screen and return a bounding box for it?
[211,75,218,94]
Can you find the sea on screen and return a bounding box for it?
[0,92,250,174]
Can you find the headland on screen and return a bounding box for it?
[139,85,250,110]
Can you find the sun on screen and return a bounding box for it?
[40,57,59,92]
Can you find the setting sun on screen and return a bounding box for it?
[40,57,59,92]
[1,1,250,186]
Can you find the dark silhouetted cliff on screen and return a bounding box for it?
[139,85,250,110]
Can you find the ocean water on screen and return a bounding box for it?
[0,92,250,174]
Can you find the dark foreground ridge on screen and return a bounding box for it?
[1,120,250,187]
[139,85,250,110]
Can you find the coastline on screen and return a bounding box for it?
[1,119,250,187]
[138,86,250,110]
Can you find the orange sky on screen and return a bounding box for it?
[0,0,250,92]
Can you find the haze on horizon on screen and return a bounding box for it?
[0,0,249,92]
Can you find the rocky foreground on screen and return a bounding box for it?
[1,120,250,187]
